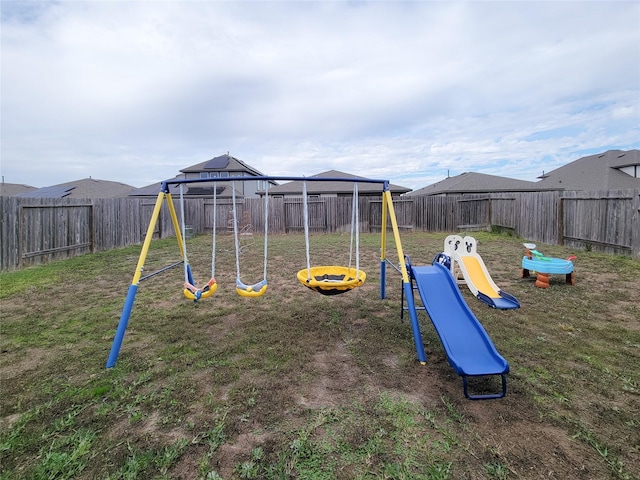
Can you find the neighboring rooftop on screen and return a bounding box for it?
[536,149,640,191]
[262,170,411,196]
[0,182,38,197]
[129,175,244,198]
[131,154,274,197]
[406,172,548,196]
[16,178,135,199]
[181,153,267,177]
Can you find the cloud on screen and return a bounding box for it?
[1,1,638,189]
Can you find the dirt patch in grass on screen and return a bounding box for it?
[297,340,371,409]
[0,347,51,380]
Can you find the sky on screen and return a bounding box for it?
[1,1,639,190]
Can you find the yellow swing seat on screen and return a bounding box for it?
[183,278,217,301]
[236,279,268,298]
[297,266,366,296]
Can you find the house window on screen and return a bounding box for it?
[200,172,208,179]
[220,172,229,178]
[210,172,219,178]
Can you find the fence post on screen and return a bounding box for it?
[18,201,25,269]
[90,202,96,253]
[633,190,640,257]
[557,196,564,246]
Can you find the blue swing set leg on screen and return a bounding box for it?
[106,284,138,368]
[106,190,186,368]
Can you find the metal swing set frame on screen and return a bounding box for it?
[105,175,416,369]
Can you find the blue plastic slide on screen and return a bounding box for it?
[408,261,509,399]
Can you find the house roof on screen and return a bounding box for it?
[181,153,267,176]
[15,178,135,199]
[536,149,640,191]
[262,170,411,196]
[0,183,38,197]
[406,172,547,196]
[129,176,243,198]
[130,153,275,197]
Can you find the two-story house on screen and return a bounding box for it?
[130,153,277,198]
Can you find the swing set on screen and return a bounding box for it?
[106,175,411,368]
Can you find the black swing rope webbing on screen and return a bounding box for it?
[297,180,366,295]
[180,184,217,301]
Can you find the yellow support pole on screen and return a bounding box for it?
[384,190,427,364]
[384,190,410,283]
[131,192,166,285]
[165,192,187,261]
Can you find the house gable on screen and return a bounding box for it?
[131,154,275,198]
[609,150,640,179]
[181,154,266,179]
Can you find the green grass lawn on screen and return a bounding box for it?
[1,231,638,479]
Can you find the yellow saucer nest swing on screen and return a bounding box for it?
[297,181,366,296]
[297,266,366,295]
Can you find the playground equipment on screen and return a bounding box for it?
[179,184,217,301]
[401,255,509,399]
[522,243,575,288]
[107,175,394,368]
[442,235,519,309]
[105,175,509,399]
[232,180,269,297]
[297,181,366,295]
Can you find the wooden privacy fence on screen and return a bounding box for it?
[488,190,640,256]
[1,197,178,271]
[560,190,639,256]
[1,189,638,271]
